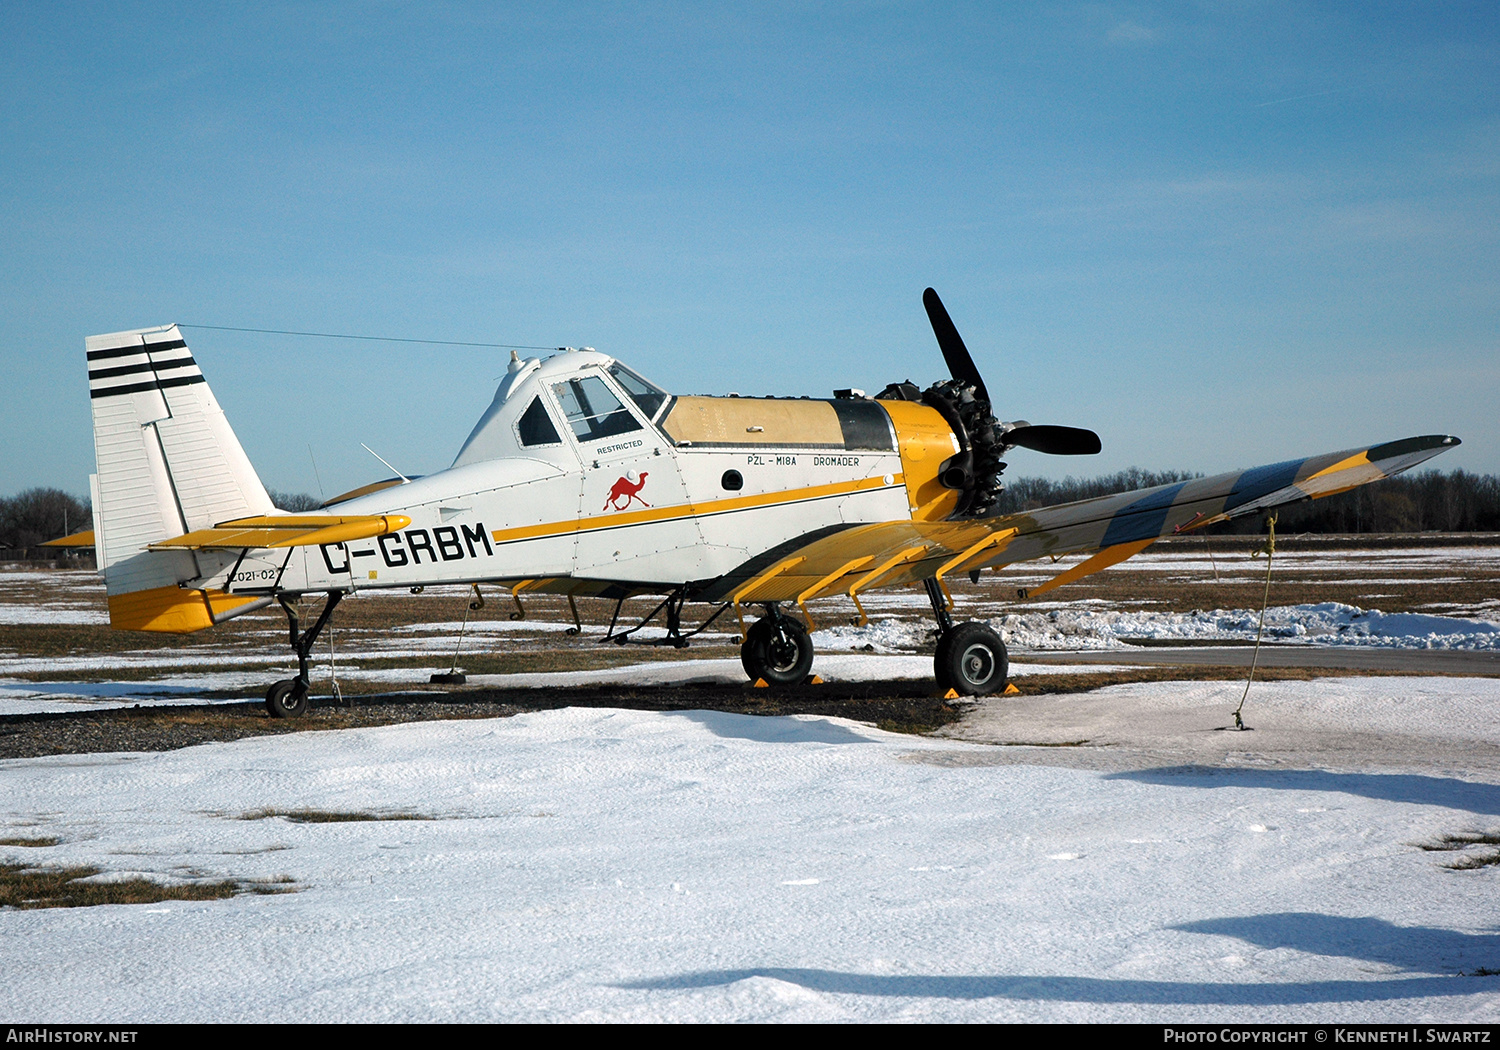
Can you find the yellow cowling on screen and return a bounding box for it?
[878,400,961,522]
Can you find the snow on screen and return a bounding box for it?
[943,676,1500,761]
[0,680,265,714]
[2,696,1498,1022]
[0,605,108,625]
[813,604,1500,653]
[0,656,1129,716]
[1107,547,1500,572]
[5,580,1497,717]
[3,559,1499,1019]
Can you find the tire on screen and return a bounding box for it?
[741,616,815,685]
[265,678,309,718]
[934,622,1008,696]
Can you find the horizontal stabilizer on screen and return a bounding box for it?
[148,514,412,551]
[40,530,96,548]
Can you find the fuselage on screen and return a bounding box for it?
[223,348,963,600]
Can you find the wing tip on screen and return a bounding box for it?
[1367,434,1462,461]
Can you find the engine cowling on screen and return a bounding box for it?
[876,378,1008,519]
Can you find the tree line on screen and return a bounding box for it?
[0,488,319,549]
[0,488,90,549]
[4,470,1499,549]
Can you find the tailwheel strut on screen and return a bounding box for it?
[266,591,345,718]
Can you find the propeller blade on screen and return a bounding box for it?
[1005,424,1102,456]
[922,288,989,403]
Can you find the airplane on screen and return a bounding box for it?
[58,289,1460,717]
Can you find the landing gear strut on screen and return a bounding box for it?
[741,603,815,685]
[603,587,730,647]
[265,591,344,718]
[925,578,1008,696]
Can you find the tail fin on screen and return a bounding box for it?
[87,325,274,631]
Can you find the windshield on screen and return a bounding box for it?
[552,375,643,442]
[607,363,670,423]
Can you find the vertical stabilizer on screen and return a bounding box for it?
[87,325,274,631]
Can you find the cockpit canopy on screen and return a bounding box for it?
[552,368,666,443]
[451,351,672,468]
[450,346,896,470]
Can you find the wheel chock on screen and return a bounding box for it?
[806,674,824,685]
[939,684,1017,699]
[753,678,770,688]
[430,672,467,685]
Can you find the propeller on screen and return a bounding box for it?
[922,287,989,403]
[905,287,1100,516]
[922,287,1099,457]
[1004,423,1102,457]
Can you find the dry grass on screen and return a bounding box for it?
[238,808,437,823]
[876,719,950,735]
[0,863,294,910]
[0,836,60,847]
[1008,666,1421,697]
[1445,855,1500,871]
[1417,831,1500,870]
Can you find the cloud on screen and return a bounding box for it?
[1106,20,1156,45]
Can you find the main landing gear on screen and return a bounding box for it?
[924,578,1008,696]
[738,588,1008,695]
[740,604,815,686]
[265,591,344,718]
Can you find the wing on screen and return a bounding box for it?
[698,434,1460,624]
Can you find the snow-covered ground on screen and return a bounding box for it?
[0,655,1129,716]
[4,559,1499,1021]
[2,694,1498,1022]
[813,603,1500,653]
[3,600,1496,715]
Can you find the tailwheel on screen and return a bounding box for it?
[265,678,309,718]
[934,621,1008,696]
[266,591,345,719]
[741,614,815,686]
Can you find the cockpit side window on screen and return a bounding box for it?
[607,363,670,423]
[552,375,643,442]
[516,396,562,447]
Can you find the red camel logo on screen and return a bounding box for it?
[604,472,650,511]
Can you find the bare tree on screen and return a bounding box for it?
[0,488,91,548]
[266,490,323,512]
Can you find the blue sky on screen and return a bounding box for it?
[3,2,1495,499]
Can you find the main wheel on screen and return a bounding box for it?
[934,622,1008,696]
[265,678,309,718]
[741,616,815,686]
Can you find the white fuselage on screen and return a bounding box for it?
[221,349,924,600]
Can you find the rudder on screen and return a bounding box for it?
[87,325,274,631]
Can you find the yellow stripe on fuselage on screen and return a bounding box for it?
[489,474,903,546]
